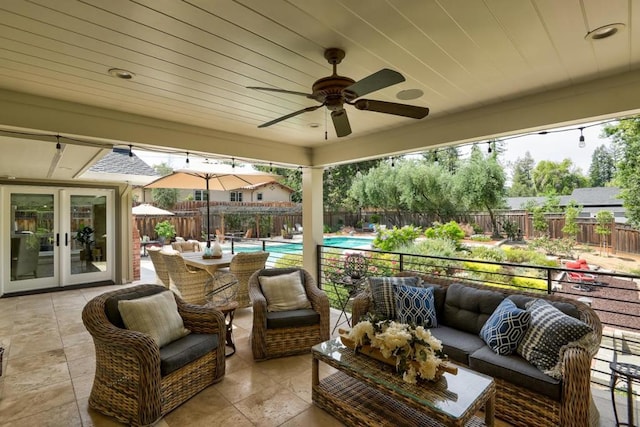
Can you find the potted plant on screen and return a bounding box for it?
[75,225,95,263]
[155,220,176,244]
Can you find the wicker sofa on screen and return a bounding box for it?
[352,275,602,427]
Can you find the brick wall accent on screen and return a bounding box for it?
[132,221,141,281]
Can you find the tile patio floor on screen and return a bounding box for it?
[0,259,630,426]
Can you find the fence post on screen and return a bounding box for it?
[317,245,323,289]
[547,269,553,294]
[399,253,404,272]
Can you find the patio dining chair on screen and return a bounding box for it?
[147,247,170,288]
[218,251,269,308]
[161,252,210,305]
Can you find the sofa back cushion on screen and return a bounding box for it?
[442,283,505,335]
[507,294,580,319]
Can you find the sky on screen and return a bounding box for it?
[135,121,615,176]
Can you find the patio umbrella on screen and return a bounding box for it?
[145,163,280,247]
[132,204,174,237]
[132,204,175,216]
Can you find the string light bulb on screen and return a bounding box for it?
[269,162,273,173]
[128,144,134,162]
[487,141,492,154]
[55,135,62,154]
[185,152,190,166]
[391,157,395,167]
[434,150,438,162]
[578,127,586,148]
[231,157,235,168]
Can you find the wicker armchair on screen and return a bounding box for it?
[219,251,269,307]
[82,284,226,426]
[161,252,210,305]
[147,247,170,288]
[249,268,330,360]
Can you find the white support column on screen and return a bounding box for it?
[302,167,324,282]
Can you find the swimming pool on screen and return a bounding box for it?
[232,236,373,255]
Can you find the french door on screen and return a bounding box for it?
[2,186,114,294]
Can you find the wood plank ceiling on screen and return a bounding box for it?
[0,0,639,180]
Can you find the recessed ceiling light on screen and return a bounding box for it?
[585,23,625,40]
[108,68,135,80]
[396,89,424,100]
[309,123,320,128]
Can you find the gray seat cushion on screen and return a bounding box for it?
[469,346,562,401]
[429,325,486,365]
[159,333,219,376]
[442,283,505,335]
[266,308,320,329]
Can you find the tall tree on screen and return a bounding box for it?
[532,159,588,195]
[422,146,460,173]
[454,146,507,237]
[603,116,640,227]
[323,160,381,211]
[398,159,461,221]
[588,145,615,187]
[348,161,406,226]
[509,152,536,196]
[151,163,178,209]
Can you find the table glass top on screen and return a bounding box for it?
[312,338,494,419]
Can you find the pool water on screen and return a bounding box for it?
[233,236,373,255]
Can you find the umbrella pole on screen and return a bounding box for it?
[206,177,211,248]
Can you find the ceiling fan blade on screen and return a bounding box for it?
[331,109,352,137]
[247,87,313,98]
[344,69,405,98]
[257,104,323,128]
[354,99,429,119]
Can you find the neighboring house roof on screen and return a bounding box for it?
[240,180,295,193]
[505,187,626,222]
[506,187,622,210]
[81,148,159,185]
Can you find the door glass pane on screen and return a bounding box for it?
[70,195,107,275]
[10,193,55,281]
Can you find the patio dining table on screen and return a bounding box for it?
[180,251,234,275]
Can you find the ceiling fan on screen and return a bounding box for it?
[248,48,429,137]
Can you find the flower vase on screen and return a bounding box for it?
[211,239,223,259]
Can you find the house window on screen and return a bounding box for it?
[257,192,263,201]
[194,190,207,201]
[230,191,243,202]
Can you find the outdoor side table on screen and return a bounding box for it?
[610,361,640,427]
[215,301,238,357]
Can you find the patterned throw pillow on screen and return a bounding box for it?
[368,276,421,319]
[258,271,312,312]
[394,285,437,328]
[118,291,191,347]
[480,298,530,355]
[517,299,592,378]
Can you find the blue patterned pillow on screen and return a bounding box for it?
[394,285,437,328]
[368,276,420,319]
[480,298,530,355]
[517,299,592,378]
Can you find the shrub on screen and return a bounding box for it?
[154,221,175,241]
[469,246,506,262]
[469,234,491,242]
[511,276,547,292]
[400,238,461,276]
[424,221,465,242]
[372,225,421,252]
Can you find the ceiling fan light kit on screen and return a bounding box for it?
[248,48,429,137]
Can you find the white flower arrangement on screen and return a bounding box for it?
[347,317,446,384]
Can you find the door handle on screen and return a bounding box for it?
[56,233,60,247]
[65,233,68,246]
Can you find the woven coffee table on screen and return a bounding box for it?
[312,338,495,427]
